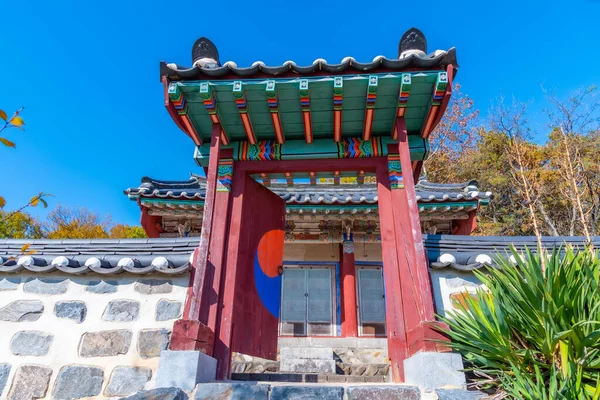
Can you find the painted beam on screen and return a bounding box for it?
[195,137,427,167]
[233,81,257,144]
[299,79,313,143]
[199,82,230,145]
[363,75,378,141]
[333,77,343,142]
[266,80,285,144]
[216,158,233,192]
[393,73,412,140]
[165,80,202,145]
[421,71,449,138]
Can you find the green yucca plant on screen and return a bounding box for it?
[438,246,600,399]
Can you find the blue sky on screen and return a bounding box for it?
[2,0,599,226]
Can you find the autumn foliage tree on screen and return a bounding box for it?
[429,85,600,237]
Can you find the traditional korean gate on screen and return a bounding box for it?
[215,171,286,378]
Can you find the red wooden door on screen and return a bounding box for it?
[229,174,285,360]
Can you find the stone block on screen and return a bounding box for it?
[23,277,69,295]
[121,387,187,400]
[135,279,172,294]
[435,389,488,400]
[346,385,421,400]
[0,363,11,397]
[7,365,52,400]
[0,300,44,322]
[155,350,217,391]
[102,299,140,322]
[193,382,269,399]
[403,352,466,390]
[86,280,118,294]
[280,347,333,360]
[104,366,152,396]
[55,300,87,323]
[10,331,54,356]
[156,299,182,321]
[53,365,104,399]
[270,385,344,400]
[138,328,171,358]
[280,358,336,373]
[0,278,19,291]
[79,329,132,357]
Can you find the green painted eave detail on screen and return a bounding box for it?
[139,197,482,211]
[194,136,427,168]
[177,72,439,143]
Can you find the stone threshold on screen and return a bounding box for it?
[231,372,387,383]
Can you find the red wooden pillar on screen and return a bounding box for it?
[452,210,477,235]
[140,206,162,238]
[340,234,358,337]
[170,123,221,353]
[376,160,409,381]
[393,119,448,355]
[377,118,450,382]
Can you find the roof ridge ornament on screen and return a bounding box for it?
[398,28,427,59]
[192,37,220,68]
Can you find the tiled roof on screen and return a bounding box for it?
[1,236,595,275]
[125,176,492,205]
[427,235,600,271]
[0,238,195,275]
[160,49,458,81]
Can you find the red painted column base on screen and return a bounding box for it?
[406,321,451,355]
[169,319,215,355]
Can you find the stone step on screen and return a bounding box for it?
[280,346,333,360]
[280,358,336,374]
[336,362,390,377]
[230,372,387,383]
[126,384,488,399]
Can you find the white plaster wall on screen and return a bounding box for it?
[284,243,340,261]
[283,242,383,262]
[430,269,484,317]
[0,273,189,399]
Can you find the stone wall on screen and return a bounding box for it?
[0,273,189,399]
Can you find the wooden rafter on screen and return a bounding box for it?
[299,80,313,144]
[309,171,316,185]
[421,71,449,139]
[266,80,285,144]
[166,81,202,146]
[363,76,378,141]
[334,170,340,185]
[333,77,343,142]
[392,73,412,140]
[199,82,230,145]
[233,81,257,144]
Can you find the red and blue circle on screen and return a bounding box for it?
[254,229,284,317]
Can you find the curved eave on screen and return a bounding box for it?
[160,49,458,81]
